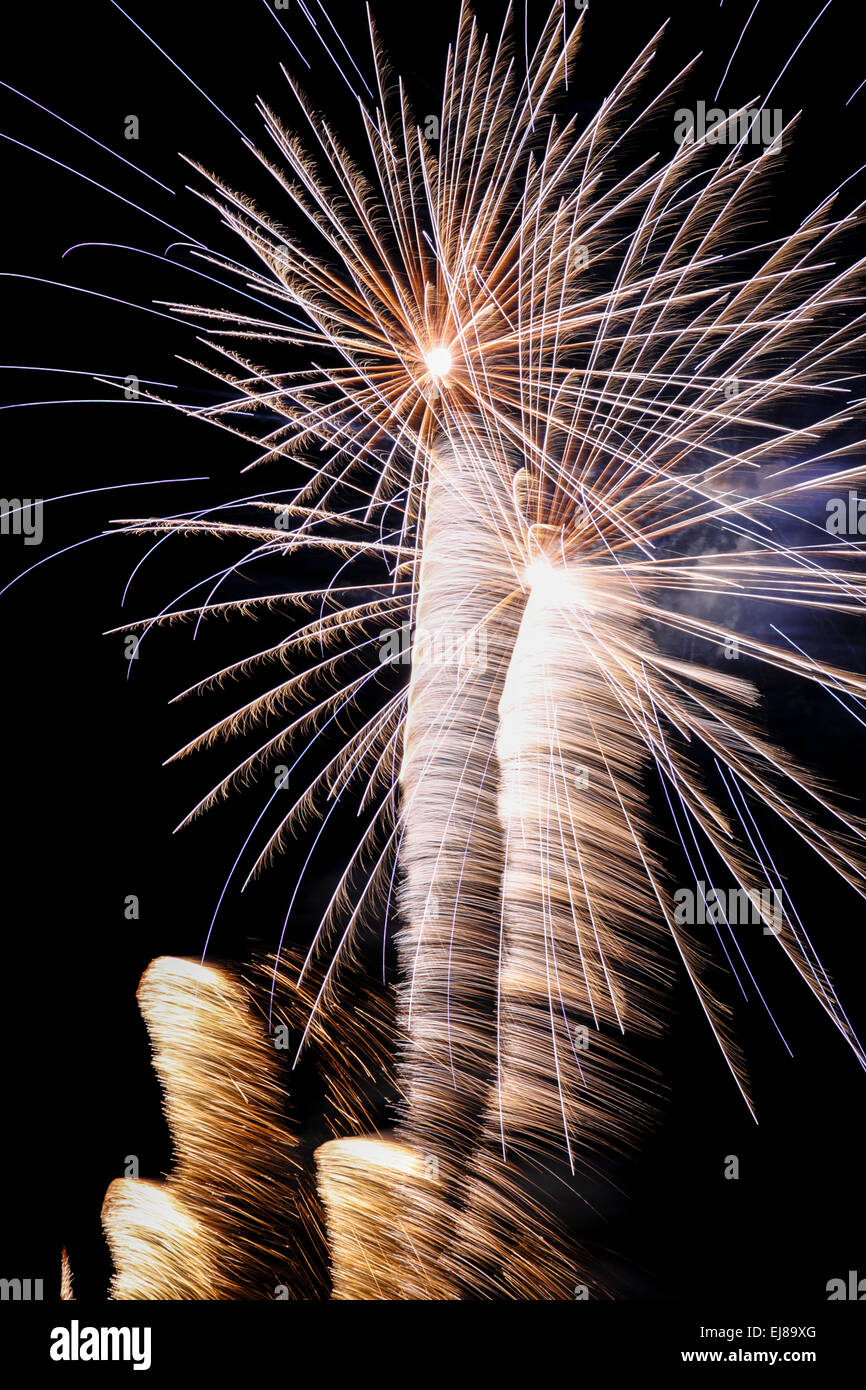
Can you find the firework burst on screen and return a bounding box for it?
[46,0,866,1295]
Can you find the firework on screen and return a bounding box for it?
[66,0,866,1296]
[315,1135,455,1300]
[102,956,323,1299]
[394,431,523,1157]
[60,1248,74,1301]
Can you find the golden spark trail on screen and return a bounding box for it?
[93,0,866,1297]
[396,429,524,1164]
[102,957,324,1299]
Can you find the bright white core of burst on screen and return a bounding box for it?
[524,557,580,608]
[425,346,453,378]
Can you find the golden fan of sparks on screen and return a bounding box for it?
[107,0,866,1299]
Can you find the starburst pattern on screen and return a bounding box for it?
[99,1,866,1296]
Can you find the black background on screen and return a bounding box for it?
[1,0,864,1306]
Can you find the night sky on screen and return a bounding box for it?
[1,0,864,1305]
